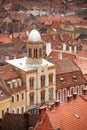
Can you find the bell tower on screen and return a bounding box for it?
[26,29,44,64]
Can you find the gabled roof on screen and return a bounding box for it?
[36,96,87,130]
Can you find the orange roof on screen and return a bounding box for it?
[0,35,12,44]
[48,51,76,59]
[36,96,87,130]
[0,64,19,80]
[75,59,87,75]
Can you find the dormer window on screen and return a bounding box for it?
[72,75,77,82]
[17,79,22,86]
[0,91,4,97]
[60,78,65,84]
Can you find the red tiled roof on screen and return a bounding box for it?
[0,64,19,80]
[0,87,10,101]
[36,96,87,130]
[49,58,80,74]
[0,35,12,44]
[75,59,87,75]
[48,51,76,59]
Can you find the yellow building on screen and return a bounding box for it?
[7,29,56,112]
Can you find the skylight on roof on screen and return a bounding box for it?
[60,78,65,84]
[74,113,80,119]
[72,75,77,82]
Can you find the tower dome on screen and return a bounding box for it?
[28,29,41,42]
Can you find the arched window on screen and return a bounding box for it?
[34,49,37,58]
[76,86,79,94]
[41,90,45,103]
[58,90,61,101]
[49,87,53,100]
[17,94,19,101]
[30,92,34,105]
[29,77,34,89]
[63,89,67,101]
[49,73,53,84]
[40,75,45,87]
[70,87,74,95]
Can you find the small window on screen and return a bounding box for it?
[22,93,24,100]
[30,92,34,105]
[7,108,9,113]
[12,96,14,103]
[2,110,4,118]
[49,88,53,100]
[22,107,24,113]
[17,94,19,101]
[41,75,45,87]
[49,73,53,84]
[17,108,19,114]
[41,90,45,102]
[29,77,34,89]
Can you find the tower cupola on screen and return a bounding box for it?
[26,29,44,64]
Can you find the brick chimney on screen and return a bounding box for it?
[73,93,78,99]
[83,88,87,95]
[67,95,73,102]
[55,100,60,107]
[38,106,47,122]
[48,103,55,111]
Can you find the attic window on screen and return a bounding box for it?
[0,91,4,97]
[72,75,77,82]
[60,78,65,84]
[74,113,80,119]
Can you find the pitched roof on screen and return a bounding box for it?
[36,96,87,130]
[48,58,80,74]
[0,35,12,44]
[0,64,20,81]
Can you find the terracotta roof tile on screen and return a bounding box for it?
[0,35,12,44]
[0,64,20,80]
[36,96,87,130]
[0,87,10,101]
[49,58,80,74]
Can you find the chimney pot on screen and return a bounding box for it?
[73,93,78,99]
[67,95,73,102]
[83,88,87,95]
[48,102,55,111]
[38,106,47,121]
[55,100,60,107]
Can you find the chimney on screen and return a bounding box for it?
[63,43,66,51]
[46,42,52,56]
[69,46,72,53]
[73,93,78,99]
[83,88,87,95]
[67,95,73,102]
[74,46,77,53]
[38,106,47,122]
[48,103,55,111]
[55,100,60,107]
